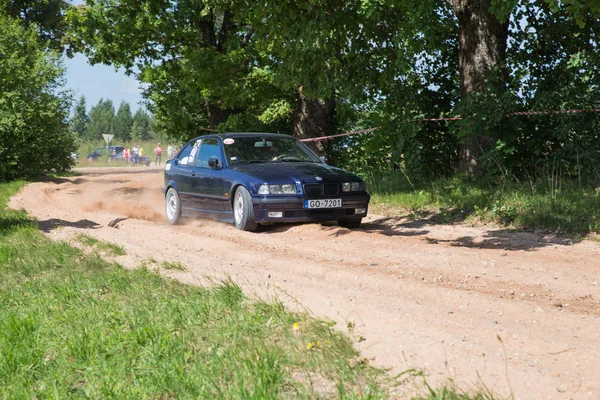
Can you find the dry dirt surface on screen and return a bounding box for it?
[9,167,600,399]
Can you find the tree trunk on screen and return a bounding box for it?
[293,86,335,160]
[450,0,508,175]
[205,100,230,130]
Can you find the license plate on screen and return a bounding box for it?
[304,199,342,209]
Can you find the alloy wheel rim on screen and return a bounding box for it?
[235,192,244,224]
[167,193,176,219]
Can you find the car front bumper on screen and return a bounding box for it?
[252,193,370,223]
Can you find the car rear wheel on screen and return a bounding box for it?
[233,186,257,232]
[165,187,182,225]
[338,219,362,229]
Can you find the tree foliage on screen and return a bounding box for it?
[3,0,72,53]
[0,12,75,182]
[86,98,114,141]
[70,95,89,138]
[131,109,152,141]
[114,101,133,141]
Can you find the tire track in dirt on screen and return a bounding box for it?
[9,167,600,399]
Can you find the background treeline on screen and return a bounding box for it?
[70,96,160,143]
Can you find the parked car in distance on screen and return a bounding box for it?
[87,146,125,161]
[163,133,370,231]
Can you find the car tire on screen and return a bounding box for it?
[165,187,182,225]
[233,186,258,232]
[338,219,362,229]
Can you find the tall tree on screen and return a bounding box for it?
[87,99,115,141]
[131,109,151,141]
[442,0,509,174]
[0,13,75,181]
[114,101,133,141]
[3,0,72,53]
[70,95,89,139]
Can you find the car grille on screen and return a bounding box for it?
[303,183,339,197]
[324,183,339,195]
[303,184,321,196]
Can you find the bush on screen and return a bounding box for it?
[0,13,76,182]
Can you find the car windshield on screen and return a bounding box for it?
[223,136,321,164]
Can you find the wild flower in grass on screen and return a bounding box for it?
[306,341,321,351]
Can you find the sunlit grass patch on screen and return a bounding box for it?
[161,261,187,271]
[75,233,126,256]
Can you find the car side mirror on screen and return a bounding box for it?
[208,157,220,169]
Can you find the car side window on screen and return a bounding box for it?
[195,138,221,168]
[177,143,195,166]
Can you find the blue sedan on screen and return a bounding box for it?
[163,133,370,231]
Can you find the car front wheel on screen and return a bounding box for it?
[165,187,182,225]
[338,219,362,229]
[233,186,258,232]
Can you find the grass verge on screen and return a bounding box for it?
[367,173,600,236]
[75,233,127,256]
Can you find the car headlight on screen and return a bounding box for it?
[258,184,296,195]
[342,181,365,192]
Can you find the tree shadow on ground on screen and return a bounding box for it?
[424,229,580,251]
[78,168,161,177]
[39,176,129,185]
[367,211,585,250]
[0,212,35,237]
[260,213,584,251]
[257,218,430,237]
[38,218,101,233]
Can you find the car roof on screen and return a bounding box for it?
[193,132,294,141]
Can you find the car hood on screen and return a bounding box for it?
[229,162,361,183]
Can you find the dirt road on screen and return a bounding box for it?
[10,167,600,399]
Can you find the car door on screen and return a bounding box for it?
[188,137,226,212]
[169,141,198,209]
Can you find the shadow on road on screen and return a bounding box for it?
[259,215,581,251]
[38,218,101,233]
[425,229,579,251]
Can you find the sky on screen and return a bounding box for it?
[63,52,145,113]
[64,0,145,113]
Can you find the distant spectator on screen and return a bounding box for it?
[124,148,130,163]
[167,143,173,159]
[131,144,139,164]
[172,146,179,159]
[154,142,163,166]
[139,147,144,158]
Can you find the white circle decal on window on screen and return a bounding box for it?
[223,138,235,145]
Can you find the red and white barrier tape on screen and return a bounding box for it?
[297,107,600,143]
[299,126,379,142]
[411,108,600,122]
